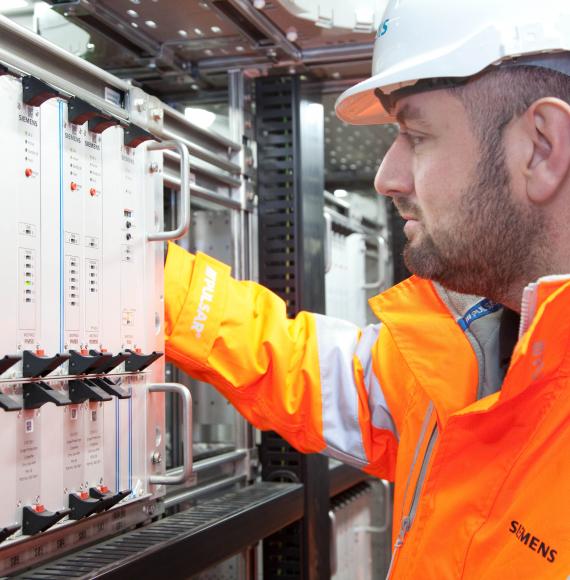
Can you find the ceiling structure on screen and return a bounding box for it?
[5,0,394,192]
[40,0,376,98]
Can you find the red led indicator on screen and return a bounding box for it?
[90,188,97,197]
[100,485,109,494]
[34,504,45,513]
[80,491,89,500]
[25,168,33,178]
[36,349,45,357]
[70,182,78,191]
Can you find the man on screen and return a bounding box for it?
[165,0,570,577]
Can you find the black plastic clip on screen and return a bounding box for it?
[68,97,119,133]
[0,355,20,375]
[0,392,21,412]
[69,350,105,375]
[124,350,163,373]
[22,76,63,107]
[68,493,104,520]
[68,379,112,404]
[23,382,72,409]
[89,487,131,512]
[123,124,156,148]
[88,350,129,374]
[23,350,69,378]
[22,505,70,535]
[89,377,131,400]
[0,523,19,543]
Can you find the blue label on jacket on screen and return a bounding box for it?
[458,299,501,331]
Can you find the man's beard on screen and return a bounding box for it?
[398,143,546,301]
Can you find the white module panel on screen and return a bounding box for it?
[0,72,177,574]
[326,231,389,327]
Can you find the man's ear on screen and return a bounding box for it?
[525,98,570,204]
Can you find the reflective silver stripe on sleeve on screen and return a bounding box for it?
[355,323,399,439]
[314,314,367,467]
[314,315,396,469]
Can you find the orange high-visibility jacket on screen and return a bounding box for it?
[165,242,570,579]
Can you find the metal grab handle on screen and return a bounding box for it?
[329,509,338,576]
[148,383,192,485]
[376,479,391,534]
[362,235,388,291]
[147,140,191,242]
[352,480,392,536]
[324,211,333,274]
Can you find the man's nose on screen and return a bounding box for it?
[374,137,414,199]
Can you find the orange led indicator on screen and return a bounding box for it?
[80,491,89,500]
[36,349,45,357]
[25,168,33,178]
[34,504,45,513]
[80,349,88,356]
[70,182,78,191]
[100,485,109,494]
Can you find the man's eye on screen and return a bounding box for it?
[400,131,425,149]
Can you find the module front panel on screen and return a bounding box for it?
[0,72,170,574]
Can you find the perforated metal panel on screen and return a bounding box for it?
[256,75,329,580]
[256,76,300,317]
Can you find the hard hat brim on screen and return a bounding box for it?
[335,76,394,125]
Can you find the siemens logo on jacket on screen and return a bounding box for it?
[509,520,557,563]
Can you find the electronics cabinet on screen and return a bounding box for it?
[0,17,197,574]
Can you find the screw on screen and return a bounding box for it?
[149,162,160,173]
[151,451,162,464]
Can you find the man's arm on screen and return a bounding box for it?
[165,242,398,480]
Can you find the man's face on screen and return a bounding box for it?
[374,89,544,300]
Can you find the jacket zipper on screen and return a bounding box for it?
[386,424,439,579]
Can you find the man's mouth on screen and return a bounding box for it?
[402,217,421,238]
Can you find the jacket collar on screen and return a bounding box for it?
[369,276,480,426]
[501,275,570,402]
[369,275,570,420]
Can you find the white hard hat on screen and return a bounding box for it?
[335,0,570,125]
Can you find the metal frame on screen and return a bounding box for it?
[0,15,264,576]
[43,0,374,84]
[18,482,304,580]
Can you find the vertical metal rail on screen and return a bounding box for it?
[228,69,257,475]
